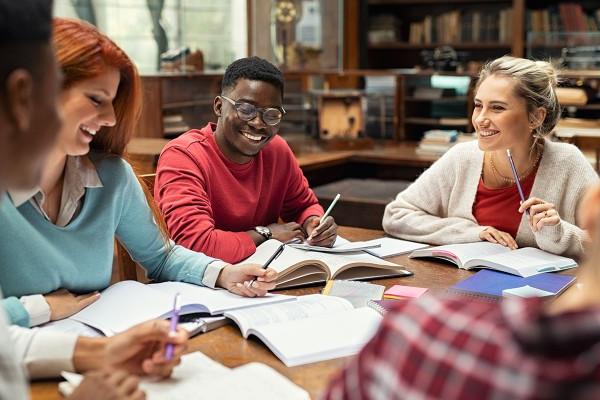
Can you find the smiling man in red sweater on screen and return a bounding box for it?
[155,57,337,264]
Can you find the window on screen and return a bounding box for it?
[54,0,247,73]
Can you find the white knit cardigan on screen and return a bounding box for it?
[382,139,599,258]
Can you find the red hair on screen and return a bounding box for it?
[53,18,169,244]
[53,17,141,156]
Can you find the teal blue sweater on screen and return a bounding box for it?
[0,155,218,327]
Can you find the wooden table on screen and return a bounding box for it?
[28,226,518,399]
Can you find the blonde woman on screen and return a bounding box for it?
[383,56,598,257]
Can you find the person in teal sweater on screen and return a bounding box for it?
[0,18,277,328]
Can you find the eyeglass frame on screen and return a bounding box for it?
[219,95,286,126]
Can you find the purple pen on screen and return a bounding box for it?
[165,293,181,360]
[506,149,530,217]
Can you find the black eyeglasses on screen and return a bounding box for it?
[220,95,286,126]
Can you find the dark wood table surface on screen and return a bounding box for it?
[30,226,563,399]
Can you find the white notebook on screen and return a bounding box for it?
[224,294,383,367]
[59,352,309,400]
[69,280,294,336]
[410,242,577,277]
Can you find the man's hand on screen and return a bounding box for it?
[68,369,145,400]
[105,320,188,377]
[217,264,278,297]
[267,222,305,243]
[45,288,100,321]
[304,216,337,247]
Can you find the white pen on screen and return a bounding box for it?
[308,193,341,241]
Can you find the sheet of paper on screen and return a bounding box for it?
[60,352,309,400]
[502,285,554,298]
[70,281,175,335]
[253,307,383,367]
[362,237,428,258]
[150,281,295,314]
[288,241,381,253]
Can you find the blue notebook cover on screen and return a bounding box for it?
[451,269,575,298]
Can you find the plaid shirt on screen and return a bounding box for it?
[324,294,600,400]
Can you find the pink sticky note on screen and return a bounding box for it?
[384,285,428,299]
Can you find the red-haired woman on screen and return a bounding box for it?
[0,18,276,328]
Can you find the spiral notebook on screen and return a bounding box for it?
[448,269,576,300]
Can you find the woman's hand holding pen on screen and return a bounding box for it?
[103,320,188,378]
[217,264,278,297]
[519,197,561,232]
[304,215,338,247]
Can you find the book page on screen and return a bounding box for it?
[224,294,353,337]
[316,250,402,277]
[475,247,577,277]
[61,352,309,400]
[70,280,177,335]
[150,281,295,314]
[238,239,328,283]
[251,307,383,366]
[413,242,509,267]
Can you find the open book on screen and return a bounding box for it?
[59,351,309,400]
[410,242,577,277]
[69,280,294,336]
[240,239,412,288]
[224,294,383,367]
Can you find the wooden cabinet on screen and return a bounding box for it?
[137,73,222,138]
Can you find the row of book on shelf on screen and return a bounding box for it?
[527,3,600,40]
[368,9,514,45]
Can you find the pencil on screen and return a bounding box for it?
[506,149,530,217]
[308,193,341,240]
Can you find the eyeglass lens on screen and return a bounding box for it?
[235,102,282,126]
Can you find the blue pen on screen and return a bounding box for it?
[506,149,530,217]
[165,293,181,360]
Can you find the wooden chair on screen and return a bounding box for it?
[111,173,157,283]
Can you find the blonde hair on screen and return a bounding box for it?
[477,56,561,139]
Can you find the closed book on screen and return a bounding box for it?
[450,269,575,299]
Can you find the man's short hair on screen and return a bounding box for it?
[0,0,53,95]
[221,56,284,99]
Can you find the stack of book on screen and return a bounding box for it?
[416,129,475,156]
[368,14,399,44]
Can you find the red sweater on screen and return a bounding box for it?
[155,123,324,263]
[473,167,537,238]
